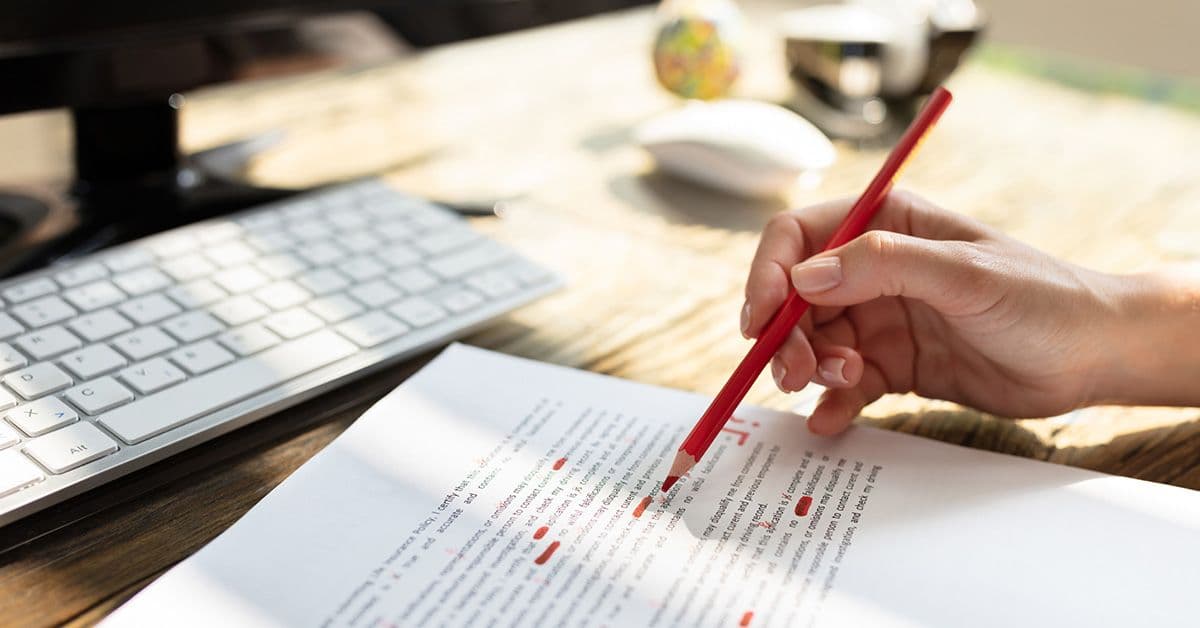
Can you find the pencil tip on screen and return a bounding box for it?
[660,475,680,493]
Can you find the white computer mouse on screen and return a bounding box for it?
[635,99,836,198]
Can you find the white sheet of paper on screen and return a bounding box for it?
[104,344,1200,628]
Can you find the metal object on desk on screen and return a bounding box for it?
[780,0,985,140]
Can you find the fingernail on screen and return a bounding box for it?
[771,359,788,392]
[818,357,848,385]
[740,301,751,338]
[791,257,842,293]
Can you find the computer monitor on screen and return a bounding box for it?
[0,1,407,275]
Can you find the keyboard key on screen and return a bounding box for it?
[146,233,198,258]
[0,313,24,339]
[62,280,126,312]
[297,242,344,266]
[112,267,171,295]
[377,220,416,242]
[244,230,296,254]
[0,423,18,449]
[337,256,387,281]
[409,206,458,230]
[161,311,225,343]
[209,296,270,326]
[60,344,128,380]
[55,263,107,288]
[15,326,82,361]
[427,242,510,279]
[391,268,439,294]
[295,269,350,296]
[217,324,280,356]
[68,309,134,342]
[437,288,485,313]
[510,261,553,285]
[288,220,330,241]
[213,265,269,294]
[11,296,77,327]
[119,358,186,395]
[337,231,382,251]
[170,341,235,375]
[160,254,217,282]
[0,387,16,411]
[0,343,27,374]
[103,249,155,272]
[204,241,258,267]
[255,253,308,279]
[112,327,178,361]
[166,279,227,308]
[3,278,57,303]
[415,227,480,255]
[263,308,323,339]
[388,297,448,328]
[65,377,135,415]
[23,421,118,473]
[0,450,43,497]
[305,294,364,323]
[195,222,243,245]
[238,210,282,230]
[377,243,422,268]
[336,312,410,347]
[348,280,401,308]
[466,270,521,298]
[254,281,311,311]
[99,330,357,444]
[4,363,72,399]
[328,211,369,231]
[119,294,183,325]
[8,397,78,436]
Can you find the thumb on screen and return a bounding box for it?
[790,230,996,315]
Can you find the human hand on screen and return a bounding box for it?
[743,190,1126,435]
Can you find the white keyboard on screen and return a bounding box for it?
[0,179,559,526]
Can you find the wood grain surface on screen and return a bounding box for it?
[3,2,1199,625]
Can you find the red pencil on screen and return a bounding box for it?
[660,87,954,493]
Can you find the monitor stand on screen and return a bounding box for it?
[0,99,301,277]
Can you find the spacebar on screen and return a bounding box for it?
[99,330,359,445]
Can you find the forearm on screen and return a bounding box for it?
[1091,263,1200,407]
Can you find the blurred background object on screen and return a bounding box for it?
[651,0,746,100]
[780,1,985,140]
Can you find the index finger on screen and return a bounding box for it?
[742,190,984,338]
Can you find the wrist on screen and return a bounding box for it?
[1089,264,1200,407]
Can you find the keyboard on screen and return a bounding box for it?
[0,179,560,526]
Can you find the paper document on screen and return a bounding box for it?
[106,344,1200,627]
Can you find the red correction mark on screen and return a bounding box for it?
[795,496,813,517]
[730,416,761,428]
[533,541,561,565]
[533,526,549,540]
[721,428,751,445]
[739,611,754,626]
[553,458,567,470]
[632,496,652,518]
[757,521,772,529]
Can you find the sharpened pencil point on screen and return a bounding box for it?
[661,475,680,493]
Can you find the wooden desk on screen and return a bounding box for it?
[3,4,1200,625]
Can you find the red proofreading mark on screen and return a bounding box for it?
[740,611,754,626]
[730,416,761,428]
[553,458,567,470]
[533,526,549,540]
[795,495,813,517]
[721,428,751,445]
[533,541,561,565]
[632,496,652,518]
[757,521,772,529]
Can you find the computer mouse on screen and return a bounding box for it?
[635,99,836,198]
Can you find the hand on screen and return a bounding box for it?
[743,190,1127,435]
